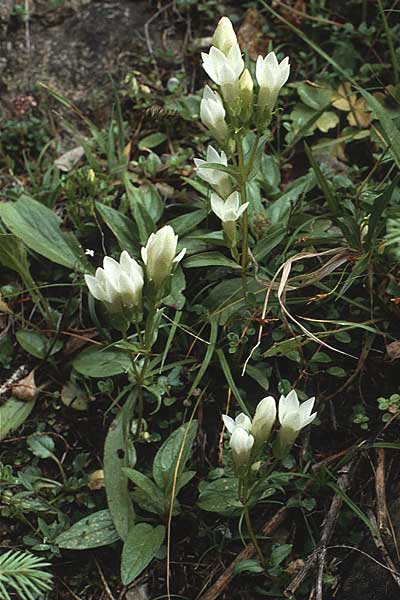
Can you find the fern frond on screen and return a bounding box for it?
[0,550,53,600]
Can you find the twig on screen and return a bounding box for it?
[198,450,358,600]
[375,448,388,532]
[284,458,359,597]
[0,365,29,397]
[196,506,288,600]
[368,511,400,590]
[94,557,116,600]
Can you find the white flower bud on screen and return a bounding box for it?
[84,251,143,313]
[251,396,276,446]
[212,16,238,56]
[141,225,186,290]
[239,68,254,122]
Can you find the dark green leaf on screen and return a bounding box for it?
[138,133,167,150]
[55,510,120,549]
[124,469,166,516]
[73,346,132,377]
[95,202,138,254]
[152,421,197,495]
[121,523,165,585]
[16,330,62,359]
[0,195,89,271]
[198,478,242,516]
[27,434,55,459]
[0,397,36,441]
[183,252,240,270]
[104,396,136,540]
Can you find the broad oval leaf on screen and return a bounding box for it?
[16,330,63,359]
[27,434,55,459]
[198,478,242,516]
[0,397,36,441]
[73,346,132,377]
[55,510,120,549]
[121,523,165,585]
[138,133,167,150]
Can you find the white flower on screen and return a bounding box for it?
[275,390,317,456]
[210,191,248,223]
[222,413,253,469]
[194,146,232,198]
[251,396,276,445]
[200,86,229,142]
[230,427,254,469]
[256,52,290,114]
[84,251,143,312]
[212,16,238,56]
[222,412,252,434]
[141,225,186,290]
[202,45,244,102]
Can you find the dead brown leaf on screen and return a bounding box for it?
[237,8,269,60]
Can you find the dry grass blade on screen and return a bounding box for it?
[243,248,356,374]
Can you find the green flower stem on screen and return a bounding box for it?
[236,132,262,302]
[135,384,144,442]
[237,136,249,301]
[244,505,266,568]
[51,454,67,485]
[241,478,266,568]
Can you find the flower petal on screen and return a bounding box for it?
[236,413,252,431]
[299,397,315,422]
[222,415,236,434]
[278,389,299,423]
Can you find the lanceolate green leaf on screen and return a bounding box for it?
[104,395,136,540]
[152,421,198,495]
[121,523,165,585]
[123,469,166,515]
[216,349,250,416]
[95,202,139,255]
[183,251,241,270]
[0,195,89,271]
